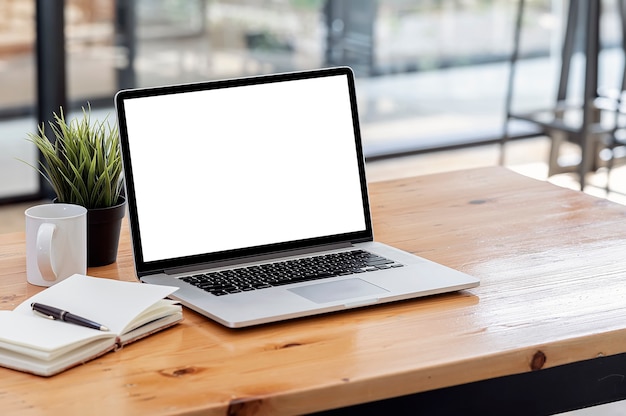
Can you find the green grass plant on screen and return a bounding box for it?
[26,105,123,209]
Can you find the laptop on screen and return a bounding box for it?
[114,66,479,328]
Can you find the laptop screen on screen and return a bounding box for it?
[116,68,372,272]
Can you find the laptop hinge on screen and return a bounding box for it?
[163,242,352,275]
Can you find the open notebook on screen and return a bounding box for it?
[114,66,479,328]
[0,275,182,376]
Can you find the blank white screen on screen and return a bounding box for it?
[123,74,367,262]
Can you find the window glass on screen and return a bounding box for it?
[66,0,117,105]
[0,0,38,199]
[2,0,624,201]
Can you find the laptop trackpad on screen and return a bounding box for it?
[288,278,388,304]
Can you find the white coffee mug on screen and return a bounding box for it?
[25,203,87,287]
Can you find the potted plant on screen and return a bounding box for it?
[26,105,125,267]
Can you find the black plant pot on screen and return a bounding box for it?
[87,198,126,267]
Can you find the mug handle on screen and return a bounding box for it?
[37,223,58,281]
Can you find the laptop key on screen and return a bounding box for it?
[255,284,272,289]
[365,258,394,266]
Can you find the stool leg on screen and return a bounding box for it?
[556,0,579,103]
[578,0,601,190]
[500,0,525,166]
[548,130,568,176]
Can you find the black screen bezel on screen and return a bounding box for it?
[114,66,373,276]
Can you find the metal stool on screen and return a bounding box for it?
[502,0,626,191]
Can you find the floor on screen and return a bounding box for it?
[1,137,626,414]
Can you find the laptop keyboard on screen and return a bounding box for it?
[179,250,404,296]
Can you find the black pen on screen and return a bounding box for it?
[31,303,109,332]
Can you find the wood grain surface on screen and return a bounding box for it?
[1,166,625,415]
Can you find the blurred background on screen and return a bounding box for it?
[1,0,625,204]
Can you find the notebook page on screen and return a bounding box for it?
[0,310,113,360]
[14,274,178,334]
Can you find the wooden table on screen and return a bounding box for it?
[1,166,626,415]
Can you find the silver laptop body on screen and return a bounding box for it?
[115,66,479,328]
